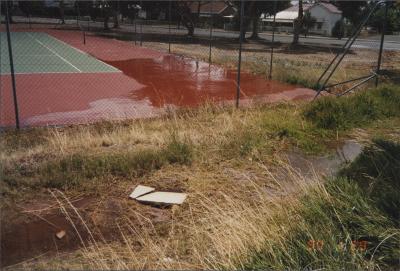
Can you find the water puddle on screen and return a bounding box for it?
[105,55,316,108]
[287,140,363,177]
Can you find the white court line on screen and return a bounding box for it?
[47,34,120,72]
[27,32,82,72]
[0,70,121,75]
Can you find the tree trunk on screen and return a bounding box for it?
[197,1,201,22]
[104,15,110,30]
[177,3,195,37]
[112,10,119,28]
[292,0,303,45]
[6,0,14,23]
[249,16,259,39]
[186,22,194,36]
[59,0,65,24]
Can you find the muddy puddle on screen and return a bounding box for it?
[287,140,363,177]
[1,198,93,268]
[1,196,171,268]
[263,140,363,197]
[105,55,316,108]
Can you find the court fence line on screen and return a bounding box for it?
[0,0,395,129]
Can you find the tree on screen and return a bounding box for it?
[330,1,367,26]
[175,1,212,37]
[18,1,45,17]
[93,0,120,30]
[176,2,195,36]
[292,0,303,45]
[230,0,289,41]
[368,2,400,34]
[332,19,344,39]
[302,11,316,37]
[248,0,290,40]
[1,1,14,23]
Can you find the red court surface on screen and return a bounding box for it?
[1,27,316,127]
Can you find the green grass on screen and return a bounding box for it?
[280,73,321,90]
[245,139,400,270]
[304,85,400,130]
[221,85,400,159]
[221,103,333,158]
[340,138,400,224]
[2,135,192,190]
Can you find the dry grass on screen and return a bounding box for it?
[0,103,305,180]
[2,94,399,270]
[9,159,319,270]
[144,41,400,90]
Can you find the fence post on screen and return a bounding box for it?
[269,0,277,79]
[28,13,32,29]
[5,3,20,129]
[375,1,388,87]
[208,1,214,64]
[76,2,85,44]
[133,7,137,45]
[168,0,172,53]
[236,0,245,108]
[140,0,143,46]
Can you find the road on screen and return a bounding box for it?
[6,16,400,51]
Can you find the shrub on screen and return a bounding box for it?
[332,20,344,39]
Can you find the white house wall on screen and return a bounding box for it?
[309,5,341,36]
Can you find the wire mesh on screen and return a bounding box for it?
[0,0,397,129]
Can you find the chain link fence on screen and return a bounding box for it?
[1,0,397,129]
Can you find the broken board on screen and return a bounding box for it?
[136,192,187,205]
[129,185,155,199]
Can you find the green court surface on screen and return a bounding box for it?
[0,32,118,74]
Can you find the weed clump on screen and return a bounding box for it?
[304,85,400,130]
[282,74,320,89]
[2,135,192,190]
[163,133,193,164]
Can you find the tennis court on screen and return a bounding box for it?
[0,32,118,74]
[0,30,148,127]
[1,29,315,128]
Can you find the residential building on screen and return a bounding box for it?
[261,2,342,36]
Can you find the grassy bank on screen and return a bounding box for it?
[2,134,192,190]
[1,85,399,195]
[1,85,399,270]
[144,41,400,90]
[246,139,400,270]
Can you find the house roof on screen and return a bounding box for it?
[284,2,341,14]
[262,2,341,22]
[319,2,342,14]
[188,1,232,15]
[284,3,314,12]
